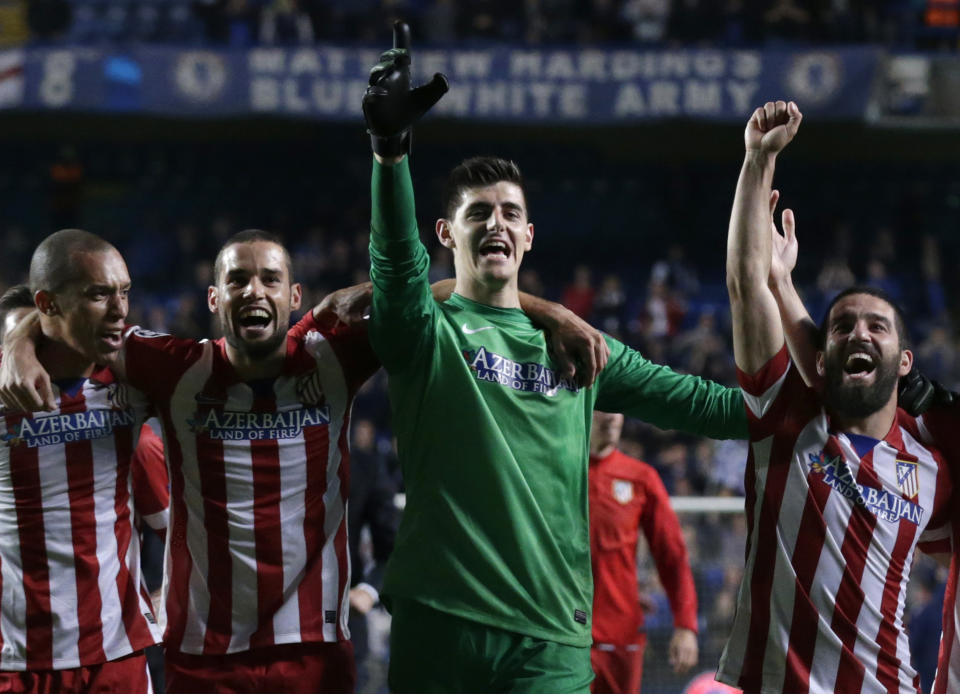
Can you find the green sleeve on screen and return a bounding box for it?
[595,337,748,440]
[368,156,436,373]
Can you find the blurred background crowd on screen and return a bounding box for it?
[5,0,960,49]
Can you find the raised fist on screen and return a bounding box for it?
[745,100,802,156]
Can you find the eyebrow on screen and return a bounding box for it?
[831,311,892,326]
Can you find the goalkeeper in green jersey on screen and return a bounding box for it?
[362,22,749,694]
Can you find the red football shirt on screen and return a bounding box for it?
[589,448,697,646]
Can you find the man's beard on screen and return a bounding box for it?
[222,319,286,360]
[824,350,900,419]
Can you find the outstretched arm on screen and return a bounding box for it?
[727,101,802,374]
[314,280,609,387]
[767,190,822,389]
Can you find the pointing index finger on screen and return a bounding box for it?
[393,20,411,51]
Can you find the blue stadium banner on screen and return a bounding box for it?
[0,45,880,121]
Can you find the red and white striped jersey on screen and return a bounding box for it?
[909,406,960,694]
[117,312,378,655]
[717,347,952,694]
[0,366,163,670]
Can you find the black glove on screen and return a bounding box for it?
[362,21,449,158]
[898,367,959,416]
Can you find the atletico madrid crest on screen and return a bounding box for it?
[612,479,633,505]
[895,459,919,500]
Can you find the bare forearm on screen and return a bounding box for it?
[726,153,776,296]
[518,291,566,330]
[727,152,784,373]
[770,275,821,389]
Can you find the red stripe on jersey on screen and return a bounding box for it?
[65,435,106,664]
[875,518,916,693]
[737,431,797,691]
[111,422,153,649]
[738,344,790,396]
[8,414,54,668]
[160,408,192,652]
[781,458,834,693]
[248,391,284,650]
[197,431,232,655]
[933,554,958,694]
[831,445,880,693]
[296,416,330,638]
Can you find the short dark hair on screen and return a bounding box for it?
[0,284,34,341]
[0,284,33,313]
[213,229,293,283]
[819,285,909,351]
[28,229,116,294]
[441,156,528,220]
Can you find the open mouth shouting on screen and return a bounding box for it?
[236,305,274,338]
[842,348,878,383]
[479,239,511,262]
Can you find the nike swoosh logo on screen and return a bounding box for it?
[461,323,495,335]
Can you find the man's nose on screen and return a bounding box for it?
[486,209,504,230]
[851,320,870,340]
[107,293,126,318]
[244,277,265,297]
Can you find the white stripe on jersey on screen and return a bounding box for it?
[272,377,306,642]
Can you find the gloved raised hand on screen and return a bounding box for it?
[898,366,959,416]
[362,21,449,158]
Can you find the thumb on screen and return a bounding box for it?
[785,101,803,137]
[409,73,449,120]
[782,208,796,241]
[39,374,56,412]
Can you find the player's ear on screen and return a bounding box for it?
[899,349,913,377]
[436,218,455,249]
[207,286,219,314]
[289,282,303,311]
[815,351,825,377]
[35,290,58,316]
[523,222,534,251]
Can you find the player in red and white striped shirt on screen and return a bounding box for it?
[721,102,952,694]
[0,231,163,693]
[121,231,379,692]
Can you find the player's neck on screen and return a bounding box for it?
[224,343,285,381]
[591,443,616,459]
[37,336,96,380]
[829,397,898,440]
[454,277,520,309]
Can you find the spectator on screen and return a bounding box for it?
[562,264,596,320]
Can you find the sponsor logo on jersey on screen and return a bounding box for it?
[807,451,923,525]
[613,479,633,504]
[463,346,579,395]
[188,406,331,441]
[3,409,136,448]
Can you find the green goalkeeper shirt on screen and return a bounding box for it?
[368,157,747,647]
